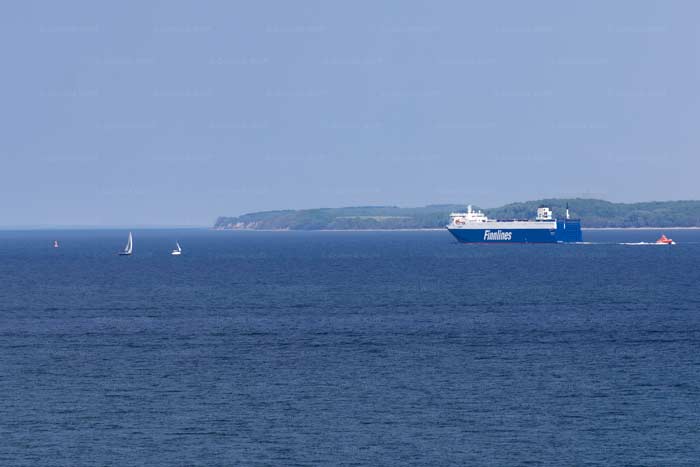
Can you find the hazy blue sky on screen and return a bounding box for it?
[1,1,698,226]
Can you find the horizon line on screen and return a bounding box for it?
[0,224,210,231]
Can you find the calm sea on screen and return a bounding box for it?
[1,229,699,466]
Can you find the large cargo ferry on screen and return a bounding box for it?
[447,205,582,243]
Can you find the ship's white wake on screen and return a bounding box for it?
[619,242,674,246]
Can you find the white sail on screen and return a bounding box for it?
[125,232,133,254]
[176,242,181,252]
[171,241,182,256]
[118,232,133,255]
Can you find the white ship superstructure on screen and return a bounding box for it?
[449,205,557,230]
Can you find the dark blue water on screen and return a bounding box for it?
[1,229,699,466]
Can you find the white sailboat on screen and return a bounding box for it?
[119,232,133,256]
[171,242,182,256]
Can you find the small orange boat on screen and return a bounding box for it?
[655,234,675,245]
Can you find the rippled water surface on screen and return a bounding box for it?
[1,229,699,466]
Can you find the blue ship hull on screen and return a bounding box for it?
[448,220,582,243]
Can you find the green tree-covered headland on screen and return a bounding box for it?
[214,199,700,230]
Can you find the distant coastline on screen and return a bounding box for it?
[213,227,700,232]
[215,198,700,231]
[583,226,700,230]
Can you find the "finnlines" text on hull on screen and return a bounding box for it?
[484,230,512,241]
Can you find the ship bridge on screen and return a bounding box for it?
[536,206,553,221]
[449,205,488,225]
